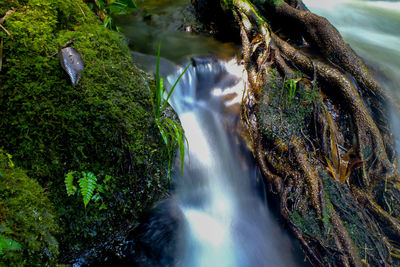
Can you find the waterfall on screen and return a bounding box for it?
[163,58,303,267]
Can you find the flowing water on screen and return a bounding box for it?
[166,58,303,266]
[105,1,400,266]
[115,1,307,266]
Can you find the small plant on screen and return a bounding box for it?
[65,171,110,208]
[0,235,21,255]
[86,0,137,30]
[149,41,191,181]
[285,78,299,104]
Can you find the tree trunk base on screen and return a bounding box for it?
[194,0,400,265]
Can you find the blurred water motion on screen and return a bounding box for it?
[166,58,304,267]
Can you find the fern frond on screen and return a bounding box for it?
[78,172,98,208]
[64,171,77,196]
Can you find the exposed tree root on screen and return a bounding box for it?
[216,0,400,265]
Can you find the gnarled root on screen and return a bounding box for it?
[229,0,400,265]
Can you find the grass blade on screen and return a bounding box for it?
[161,63,191,113]
[150,41,188,181]
[156,41,162,113]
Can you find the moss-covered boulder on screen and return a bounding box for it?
[0,151,59,266]
[0,0,170,262]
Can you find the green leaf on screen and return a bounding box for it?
[0,234,21,254]
[158,124,169,145]
[92,192,101,202]
[109,0,136,14]
[146,81,156,118]
[151,41,189,181]
[161,63,191,114]
[5,153,14,168]
[104,175,112,184]
[156,41,162,112]
[177,126,186,175]
[99,202,108,210]
[158,78,164,115]
[108,3,126,14]
[165,118,187,175]
[64,171,76,196]
[104,16,113,29]
[78,172,98,208]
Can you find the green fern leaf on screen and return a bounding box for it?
[78,172,98,208]
[64,171,77,196]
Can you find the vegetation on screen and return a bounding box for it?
[65,171,110,208]
[284,77,299,105]
[196,0,400,265]
[0,0,178,262]
[150,41,190,180]
[0,235,21,255]
[257,70,317,141]
[0,151,59,266]
[84,0,137,30]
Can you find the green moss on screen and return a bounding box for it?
[289,198,334,243]
[320,171,390,264]
[257,69,318,141]
[290,209,320,236]
[0,0,170,260]
[0,151,59,266]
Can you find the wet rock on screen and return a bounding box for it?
[86,200,184,267]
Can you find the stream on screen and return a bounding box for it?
[114,1,306,266]
[125,39,306,267]
[101,0,400,266]
[167,58,303,266]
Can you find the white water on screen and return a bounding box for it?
[164,58,302,266]
[303,0,400,181]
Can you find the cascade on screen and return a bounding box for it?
[166,57,303,266]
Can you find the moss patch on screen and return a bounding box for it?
[289,196,335,246]
[0,0,170,261]
[320,171,390,265]
[0,151,59,266]
[257,69,318,141]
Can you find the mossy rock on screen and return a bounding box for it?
[0,0,171,262]
[0,151,59,266]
